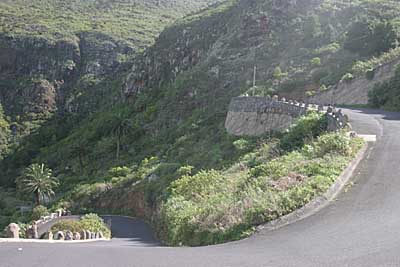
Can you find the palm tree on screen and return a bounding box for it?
[18,163,59,206]
[110,112,132,160]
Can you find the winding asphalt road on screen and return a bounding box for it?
[2,108,400,267]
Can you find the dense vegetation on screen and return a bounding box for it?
[369,64,400,111]
[0,0,396,243]
[0,0,219,48]
[159,113,363,246]
[0,104,10,160]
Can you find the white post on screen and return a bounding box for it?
[253,65,257,88]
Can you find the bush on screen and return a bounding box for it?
[79,213,111,238]
[280,112,327,152]
[50,214,111,238]
[250,160,289,179]
[233,139,251,151]
[32,205,49,221]
[341,73,354,82]
[313,132,352,157]
[310,57,321,67]
[368,64,400,111]
[51,220,82,233]
[319,84,328,92]
[108,166,131,178]
[305,90,316,97]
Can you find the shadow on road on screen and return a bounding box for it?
[101,216,161,247]
[345,107,400,121]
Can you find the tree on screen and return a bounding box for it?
[110,112,132,160]
[0,103,10,159]
[344,20,398,56]
[273,66,288,85]
[18,164,59,206]
[71,140,88,172]
[273,66,283,80]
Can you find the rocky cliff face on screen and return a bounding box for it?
[0,35,78,119]
[0,0,222,140]
[0,32,135,114]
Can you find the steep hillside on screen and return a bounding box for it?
[0,0,220,167]
[0,0,399,242]
[0,0,219,118]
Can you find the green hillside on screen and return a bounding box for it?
[0,0,219,48]
[0,0,399,244]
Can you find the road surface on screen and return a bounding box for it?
[2,108,400,267]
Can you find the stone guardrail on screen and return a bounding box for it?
[4,211,107,241]
[5,209,69,239]
[226,95,351,135]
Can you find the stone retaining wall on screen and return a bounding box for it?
[225,96,349,136]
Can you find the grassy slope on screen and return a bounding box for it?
[160,114,364,246]
[0,0,219,48]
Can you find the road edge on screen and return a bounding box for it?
[256,141,370,233]
[0,238,110,244]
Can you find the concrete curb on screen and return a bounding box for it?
[0,238,110,244]
[256,141,370,233]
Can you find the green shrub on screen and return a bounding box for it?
[313,132,352,157]
[108,166,131,178]
[341,73,354,82]
[305,90,316,97]
[310,57,321,67]
[250,160,289,179]
[17,223,29,239]
[319,84,328,92]
[79,213,111,238]
[352,47,400,76]
[177,166,194,177]
[280,112,327,152]
[368,64,400,111]
[31,205,49,221]
[50,214,111,238]
[233,139,251,151]
[51,220,82,233]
